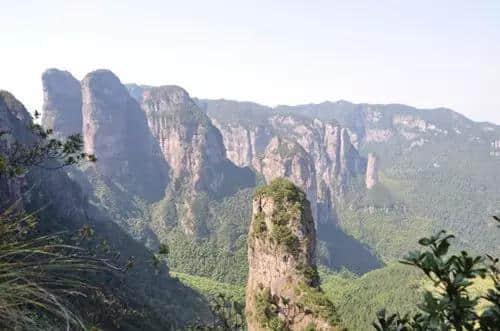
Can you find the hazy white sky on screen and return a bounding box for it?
[1,0,499,123]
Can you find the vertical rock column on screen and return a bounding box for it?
[245,178,341,331]
[365,153,379,189]
[41,68,82,138]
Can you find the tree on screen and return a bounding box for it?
[373,217,500,330]
[0,111,95,178]
[0,117,107,330]
[188,294,245,331]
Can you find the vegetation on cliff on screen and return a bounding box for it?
[374,218,500,330]
[253,178,308,257]
[247,178,341,330]
[1,92,208,330]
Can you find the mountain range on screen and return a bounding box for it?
[2,67,499,329]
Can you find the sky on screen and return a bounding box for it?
[1,0,499,124]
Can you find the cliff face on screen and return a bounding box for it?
[269,115,365,197]
[41,69,82,138]
[365,153,379,189]
[255,137,318,224]
[245,179,340,330]
[137,85,226,193]
[42,70,255,243]
[203,100,367,226]
[211,120,273,168]
[130,85,252,236]
[0,91,33,207]
[1,90,209,328]
[81,70,167,201]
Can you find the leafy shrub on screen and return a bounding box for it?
[373,217,500,330]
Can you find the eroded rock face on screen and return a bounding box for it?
[1,90,211,325]
[211,120,272,168]
[42,69,82,138]
[255,137,318,224]
[245,179,340,331]
[365,153,379,189]
[81,70,167,200]
[131,85,233,235]
[0,91,33,207]
[140,86,225,191]
[204,99,368,226]
[267,115,365,223]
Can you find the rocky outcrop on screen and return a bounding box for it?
[1,90,210,327]
[41,69,82,138]
[210,120,272,168]
[0,91,33,207]
[365,153,379,189]
[229,113,365,223]
[255,137,318,224]
[130,85,249,236]
[269,116,365,220]
[204,100,367,225]
[245,179,340,330]
[81,70,167,200]
[139,86,225,191]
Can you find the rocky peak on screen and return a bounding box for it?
[246,179,340,330]
[0,90,33,131]
[131,85,235,236]
[134,85,225,192]
[81,69,167,200]
[0,91,33,206]
[267,115,365,222]
[255,137,318,225]
[203,100,368,226]
[209,120,273,168]
[338,127,364,183]
[81,70,128,160]
[365,153,379,189]
[41,68,82,138]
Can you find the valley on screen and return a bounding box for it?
[1,67,499,329]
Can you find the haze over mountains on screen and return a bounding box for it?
[41,67,500,269]
[0,88,209,329]
[1,66,498,329]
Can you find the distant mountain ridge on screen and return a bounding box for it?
[39,67,500,281]
[29,68,500,329]
[199,97,500,260]
[41,68,381,280]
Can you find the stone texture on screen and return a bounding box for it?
[211,120,272,168]
[81,70,167,200]
[41,69,82,138]
[255,137,318,225]
[131,85,233,235]
[133,86,226,190]
[245,179,340,330]
[223,113,366,225]
[0,91,33,207]
[365,153,379,189]
[0,90,210,325]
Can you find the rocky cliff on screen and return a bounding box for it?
[0,90,33,206]
[41,69,82,138]
[201,99,367,226]
[255,137,319,224]
[365,153,379,189]
[80,70,167,201]
[273,100,500,260]
[210,119,272,168]
[1,90,209,329]
[136,85,226,193]
[129,85,254,236]
[245,179,340,330]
